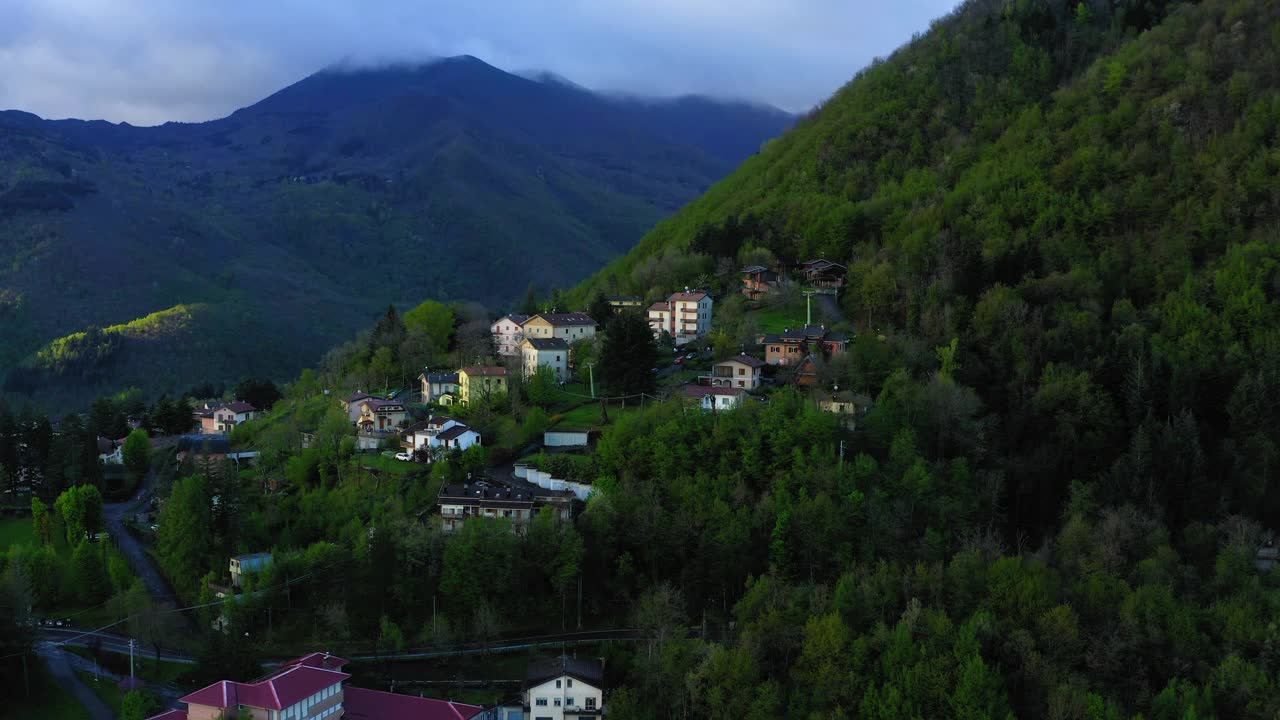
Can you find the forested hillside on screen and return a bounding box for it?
[0,56,791,408]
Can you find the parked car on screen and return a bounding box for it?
[394,451,414,462]
[674,356,684,365]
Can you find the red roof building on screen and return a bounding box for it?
[148,653,485,720]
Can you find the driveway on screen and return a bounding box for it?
[816,293,845,324]
[104,471,178,607]
[36,642,115,720]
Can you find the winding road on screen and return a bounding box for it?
[104,474,179,607]
[36,642,115,720]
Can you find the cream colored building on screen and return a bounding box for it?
[458,366,509,405]
[522,313,597,343]
[648,290,713,344]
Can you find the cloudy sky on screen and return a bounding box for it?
[0,0,959,126]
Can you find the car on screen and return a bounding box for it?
[394,452,413,462]
[686,353,698,361]
[673,356,684,365]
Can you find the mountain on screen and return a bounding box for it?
[574,0,1280,534]
[0,56,792,407]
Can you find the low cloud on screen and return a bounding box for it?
[0,0,958,125]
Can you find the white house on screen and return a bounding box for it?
[492,314,530,357]
[648,290,713,344]
[402,416,482,455]
[683,384,747,411]
[213,402,256,434]
[522,656,604,720]
[521,337,570,381]
[543,429,589,447]
[705,355,765,390]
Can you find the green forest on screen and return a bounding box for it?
[5,0,1280,717]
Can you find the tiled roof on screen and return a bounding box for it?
[527,655,605,686]
[437,425,475,441]
[179,665,350,711]
[223,401,256,413]
[422,372,460,384]
[669,291,708,302]
[175,434,230,454]
[523,337,570,350]
[343,686,485,720]
[460,366,507,377]
[439,482,534,507]
[606,296,642,302]
[683,385,747,398]
[347,391,379,403]
[281,652,349,672]
[528,312,596,327]
[495,314,530,326]
[648,302,670,312]
[363,399,406,411]
[146,710,188,720]
[723,355,766,368]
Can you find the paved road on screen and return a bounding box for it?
[816,293,845,324]
[104,469,179,607]
[38,627,197,665]
[36,642,115,720]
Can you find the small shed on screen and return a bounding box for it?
[544,429,590,448]
[230,552,272,587]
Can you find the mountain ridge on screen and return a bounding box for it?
[0,56,793,408]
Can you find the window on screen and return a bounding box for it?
[566,697,575,706]
[554,698,562,707]
[555,680,562,688]
[586,697,597,709]
[738,368,745,375]
[536,698,548,706]
[567,679,573,688]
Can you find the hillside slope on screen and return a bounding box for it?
[574,0,1280,530]
[0,56,792,407]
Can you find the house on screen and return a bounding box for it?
[606,296,643,310]
[520,655,605,720]
[815,389,872,428]
[146,651,484,720]
[799,258,847,289]
[683,384,748,411]
[1257,540,1279,573]
[522,313,597,343]
[192,402,225,435]
[97,436,126,465]
[342,392,383,424]
[647,290,713,345]
[522,337,570,380]
[229,552,272,588]
[358,399,409,432]
[419,371,460,404]
[492,314,531,357]
[458,366,508,405]
[760,325,848,366]
[212,402,256,434]
[792,354,822,387]
[704,355,765,390]
[402,416,481,455]
[741,265,781,299]
[438,481,536,534]
[438,424,482,452]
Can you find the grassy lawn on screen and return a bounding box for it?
[0,516,34,551]
[10,658,91,720]
[65,645,194,685]
[748,299,809,333]
[363,453,419,476]
[554,401,643,429]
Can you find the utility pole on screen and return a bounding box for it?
[804,289,816,326]
[129,638,135,683]
[577,575,583,630]
[585,362,596,398]
[839,440,845,470]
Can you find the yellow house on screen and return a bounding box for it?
[458,366,509,404]
[522,313,597,343]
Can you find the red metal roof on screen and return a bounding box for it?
[179,665,350,711]
[146,710,188,720]
[281,651,349,671]
[343,686,485,720]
